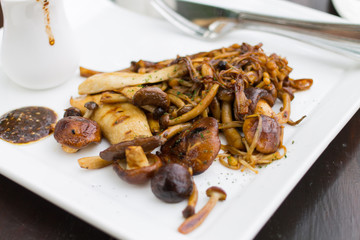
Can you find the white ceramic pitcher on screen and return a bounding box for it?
[0,0,79,89]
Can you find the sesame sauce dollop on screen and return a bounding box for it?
[0,106,57,144]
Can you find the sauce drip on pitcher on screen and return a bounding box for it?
[36,0,55,46]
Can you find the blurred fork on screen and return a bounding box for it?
[151,0,360,61]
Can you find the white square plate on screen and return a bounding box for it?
[0,0,359,239]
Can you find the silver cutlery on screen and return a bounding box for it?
[151,0,360,60]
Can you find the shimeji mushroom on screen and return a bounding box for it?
[219,88,244,150]
[178,186,227,234]
[83,101,99,119]
[182,181,198,218]
[63,107,82,117]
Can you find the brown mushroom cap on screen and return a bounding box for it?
[83,101,99,118]
[159,117,221,175]
[245,87,276,115]
[206,186,227,201]
[63,107,82,117]
[54,116,101,149]
[100,135,164,161]
[113,153,162,184]
[151,163,193,203]
[84,101,99,111]
[132,87,170,111]
[281,87,295,101]
[217,88,234,102]
[243,115,281,154]
[159,114,170,130]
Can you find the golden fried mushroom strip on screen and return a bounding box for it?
[78,156,112,169]
[79,66,103,78]
[91,103,152,144]
[78,64,187,95]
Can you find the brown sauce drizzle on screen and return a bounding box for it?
[0,106,57,144]
[36,0,55,46]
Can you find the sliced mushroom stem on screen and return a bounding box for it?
[209,96,221,121]
[125,146,149,170]
[78,156,112,169]
[167,89,197,106]
[113,153,162,185]
[79,66,103,78]
[201,107,209,117]
[83,101,99,119]
[147,113,161,134]
[201,63,213,77]
[218,121,243,129]
[182,181,198,218]
[178,186,227,234]
[168,84,219,126]
[141,105,157,113]
[159,122,192,140]
[178,79,194,88]
[221,101,244,150]
[168,94,186,108]
[83,110,93,119]
[160,81,168,91]
[275,92,291,124]
[234,79,249,120]
[61,144,78,153]
[287,115,306,126]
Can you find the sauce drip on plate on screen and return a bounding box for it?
[36,0,55,46]
[0,106,57,144]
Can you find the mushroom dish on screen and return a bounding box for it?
[54,42,313,234]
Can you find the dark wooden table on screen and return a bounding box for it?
[1,0,359,239]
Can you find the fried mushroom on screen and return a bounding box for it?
[159,117,220,175]
[151,163,193,203]
[54,116,101,153]
[132,86,170,111]
[243,115,281,154]
[113,146,162,184]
